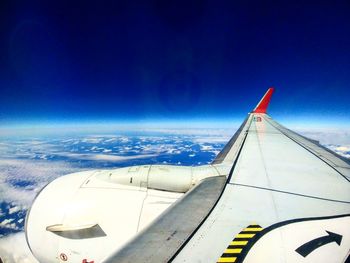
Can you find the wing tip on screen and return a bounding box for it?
[253,87,275,114]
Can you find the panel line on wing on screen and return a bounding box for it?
[228,183,350,204]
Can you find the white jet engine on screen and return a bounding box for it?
[25,164,229,263]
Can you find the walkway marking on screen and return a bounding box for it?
[217,224,263,263]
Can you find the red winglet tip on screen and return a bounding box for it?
[253,87,275,113]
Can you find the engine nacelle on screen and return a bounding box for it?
[25,164,226,262]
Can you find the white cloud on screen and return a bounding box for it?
[325,144,350,159]
[2,222,19,231]
[55,152,158,162]
[200,145,214,151]
[166,148,181,154]
[335,146,350,152]
[0,232,39,263]
[104,138,117,143]
[9,206,21,215]
[81,138,103,143]
[0,218,14,226]
[119,137,130,143]
[193,136,230,143]
[0,159,78,207]
[297,129,350,145]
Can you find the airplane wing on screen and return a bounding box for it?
[104,88,350,262]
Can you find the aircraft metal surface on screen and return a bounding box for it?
[25,88,350,262]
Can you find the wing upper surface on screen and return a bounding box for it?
[173,113,350,262]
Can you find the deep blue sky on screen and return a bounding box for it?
[1,1,349,126]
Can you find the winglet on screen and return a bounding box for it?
[253,87,274,113]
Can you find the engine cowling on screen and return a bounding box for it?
[25,164,224,262]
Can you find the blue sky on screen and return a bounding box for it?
[0,1,349,127]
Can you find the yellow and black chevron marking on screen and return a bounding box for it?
[217,224,263,263]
